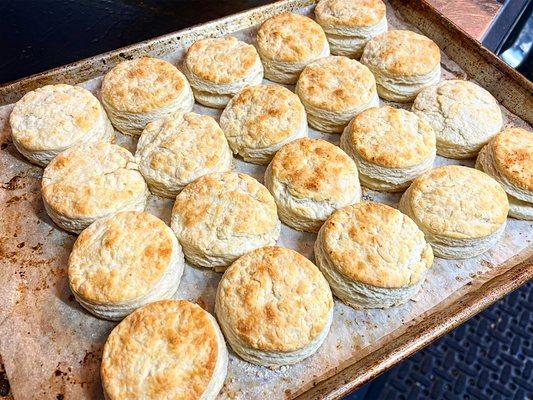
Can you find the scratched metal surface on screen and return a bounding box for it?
[0,1,531,400]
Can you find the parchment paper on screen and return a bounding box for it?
[0,3,531,400]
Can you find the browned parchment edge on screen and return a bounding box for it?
[0,1,531,398]
[296,248,533,399]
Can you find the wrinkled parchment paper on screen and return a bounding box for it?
[0,3,531,399]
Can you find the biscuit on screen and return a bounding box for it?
[315,0,387,58]
[42,141,149,234]
[136,111,232,198]
[68,211,184,320]
[399,165,509,259]
[101,300,228,400]
[340,106,436,191]
[215,246,333,367]
[183,36,263,108]
[101,57,194,136]
[361,30,441,102]
[256,12,330,84]
[476,128,533,220]
[295,56,379,133]
[265,138,361,232]
[171,172,281,270]
[315,202,433,308]
[9,84,114,166]
[219,84,307,164]
[413,80,503,159]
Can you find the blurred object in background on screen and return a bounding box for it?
[483,0,533,80]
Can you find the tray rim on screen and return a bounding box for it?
[0,1,532,399]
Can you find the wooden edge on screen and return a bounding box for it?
[296,251,533,400]
[389,0,533,124]
[0,0,314,105]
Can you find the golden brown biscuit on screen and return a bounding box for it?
[101,300,228,400]
[101,57,194,135]
[256,12,330,83]
[183,36,263,108]
[315,202,433,308]
[315,0,388,58]
[42,141,149,234]
[265,138,361,232]
[295,56,379,132]
[399,165,509,259]
[9,84,114,166]
[170,172,281,270]
[476,127,533,220]
[215,246,333,366]
[340,106,436,191]
[136,111,232,198]
[360,30,441,102]
[219,84,307,164]
[68,211,184,320]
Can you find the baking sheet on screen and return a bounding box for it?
[0,2,531,400]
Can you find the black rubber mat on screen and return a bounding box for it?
[352,281,532,400]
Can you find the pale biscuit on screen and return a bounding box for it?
[476,128,533,220]
[183,36,263,108]
[256,12,330,84]
[295,56,379,133]
[215,246,333,367]
[315,0,387,58]
[42,141,149,234]
[101,57,194,136]
[399,165,509,259]
[219,84,307,164]
[68,211,184,320]
[413,80,503,158]
[340,106,436,191]
[101,300,228,400]
[9,84,114,166]
[265,138,361,232]
[360,30,441,102]
[171,172,281,270]
[315,202,433,309]
[136,111,233,198]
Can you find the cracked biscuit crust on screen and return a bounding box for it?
[185,36,261,84]
[315,0,386,28]
[170,172,280,268]
[42,141,148,222]
[257,12,328,62]
[220,84,306,153]
[101,57,189,113]
[361,30,440,77]
[136,111,232,197]
[296,56,376,112]
[346,106,435,168]
[412,80,503,158]
[216,246,333,352]
[491,128,533,192]
[101,300,222,400]
[404,165,508,239]
[269,138,360,203]
[320,202,433,288]
[69,211,179,304]
[10,84,104,152]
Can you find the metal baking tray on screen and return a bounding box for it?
[0,1,531,399]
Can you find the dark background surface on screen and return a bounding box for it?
[1,1,531,400]
[0,0,272,84]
